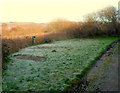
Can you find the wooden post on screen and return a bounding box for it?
[32,36,36,45]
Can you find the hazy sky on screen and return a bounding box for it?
[0,0,119,23]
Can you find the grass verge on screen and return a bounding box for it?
[2,37,120,92]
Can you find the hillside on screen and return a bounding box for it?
[2,38,120,92]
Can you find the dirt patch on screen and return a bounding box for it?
[29,46,52,49]
[29,46,75,50]
[14,54,46,61]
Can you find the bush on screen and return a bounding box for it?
[44,38,52,43]
[2,42,10,70]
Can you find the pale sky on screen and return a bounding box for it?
[0,0,119,23]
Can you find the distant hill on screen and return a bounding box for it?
[1,22,49,38]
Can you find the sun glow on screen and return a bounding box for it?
[0,0,119,23]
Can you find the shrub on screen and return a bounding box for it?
[44,38,52,43]
[2,42,10,70]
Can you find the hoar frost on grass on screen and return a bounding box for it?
[2,37,120,91]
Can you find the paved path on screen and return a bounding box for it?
[84,41,120,92]
[68,41,120,93]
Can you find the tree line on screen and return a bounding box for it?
[47,6,120,39]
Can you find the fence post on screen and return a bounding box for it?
[32,36,36,45]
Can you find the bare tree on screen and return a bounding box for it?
[97,6,117,34]
[84,6,118,36]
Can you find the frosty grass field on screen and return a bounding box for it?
[2,37,120,91]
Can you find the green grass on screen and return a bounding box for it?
[2,37,120,92]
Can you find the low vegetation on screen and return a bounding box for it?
[1,5,120,92]
[2,37,120,92]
